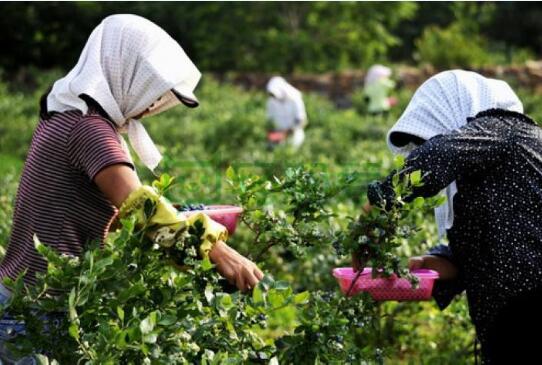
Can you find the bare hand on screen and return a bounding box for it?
[351,252,363,272]
[351,249,371,272]
[361,202,372,214]
[408,256,425,270]
[408,255,458,280]
[209,241,264,292]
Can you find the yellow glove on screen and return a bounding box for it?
[186,212,229,258]
[119,186,228,258]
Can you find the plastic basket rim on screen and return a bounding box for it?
[332,267,439,280]
[176,205,243,215]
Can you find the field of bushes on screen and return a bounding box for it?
[2,69,542,364]
[3,2,542,362]
[0,70,514,363]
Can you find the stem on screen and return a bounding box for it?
[77,339,95,361]
[241,216,258,235]
[255,240,278,261]
[375,303,383,350]
[241,216,264,259]
[383,303,405,344]
[253,231,262,248]
[346,269,363,297]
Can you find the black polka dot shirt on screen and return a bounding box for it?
[369,108,542,351]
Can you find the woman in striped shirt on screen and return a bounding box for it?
[0,14,263,362]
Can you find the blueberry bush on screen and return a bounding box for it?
[0,73,487,363]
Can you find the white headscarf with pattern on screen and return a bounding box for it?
[47,14,201,171]
[387,70,523,237]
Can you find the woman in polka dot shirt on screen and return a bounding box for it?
[359,70,542,363]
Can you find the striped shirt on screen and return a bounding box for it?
[0,110,133,287]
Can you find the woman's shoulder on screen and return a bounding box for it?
[77,109,119,134]
[65,110,122,150]
[473,108,537,126]
[46,108,115,129]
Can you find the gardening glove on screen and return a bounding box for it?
[119,186,228,258]
[186,212,229,258]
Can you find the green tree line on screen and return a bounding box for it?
[1,2,541,73]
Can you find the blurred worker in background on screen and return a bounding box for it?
[363,64,397,114]
[266,76,308,150]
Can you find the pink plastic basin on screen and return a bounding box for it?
[181,205,243,235]
[267,131,288,143]
[332,267,439,301]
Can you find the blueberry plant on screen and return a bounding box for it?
[224,159,445,362]
[0,158,444,364]
[0,161,444,364]
[333,156,445,283]
[0,175,310,364]
[0,75,479,363]
[226,166,361,261]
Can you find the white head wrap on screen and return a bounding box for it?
[47,14,201,171]
[365,65,392,87]
[387,70,523,237]
[266,76,307,127]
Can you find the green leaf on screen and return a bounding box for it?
[294,291,310,305]
[94,256,114,272]
[219,294,233,309]
[435,195,447,206]
[68,288,76,308]
[158,314,177,326]
[204,285,215,303]
[152,174,175,193]
[68,323,79,340]
[201,257,214,271]
[115,330,128,348]
[409,170,422,186]
[150,311,158,324]
[68,289,78,321]
[34,354,52,365]
[393,155,406,169]
[118,281,147,302]
[140,315,155,334]
[268,290,285,308]
[226,166,236,181]
[33,235,44,252]
[143,333,158,344]
[117,306,125,322]
[252,285,264,305]
[258,275,275,291]
[392,173,400,188]
[412,196,425,208]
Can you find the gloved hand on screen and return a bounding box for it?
[119,186,227,258]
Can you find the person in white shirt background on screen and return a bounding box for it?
[265,76,308,149]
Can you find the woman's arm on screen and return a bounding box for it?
[369,116,514,207]
[94,164,263,292]
[410,252,465,310]
[408,255,458,280]
[95,164,141,208]
[415,244,465,310]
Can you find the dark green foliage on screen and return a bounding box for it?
[1,2,540,74]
